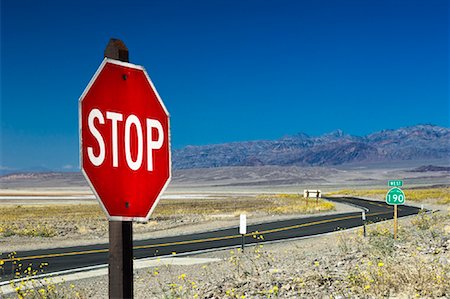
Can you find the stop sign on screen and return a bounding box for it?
[79,58,171,221]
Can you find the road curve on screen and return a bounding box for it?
[0,197,421,282]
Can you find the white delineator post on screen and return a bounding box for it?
[362,210,366,237]
[240,214,247,252]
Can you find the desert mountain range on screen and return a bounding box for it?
[173,124,449,169]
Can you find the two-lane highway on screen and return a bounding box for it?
[0,197,421,282]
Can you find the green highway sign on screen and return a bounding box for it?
[386,187,406,205]
[388,180,403,187]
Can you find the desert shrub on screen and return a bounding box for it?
[411,210,440,230]
[0,224,56,238]
[2,259,86,299]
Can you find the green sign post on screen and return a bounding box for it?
[388,180,403,187]
[386,186,406,240]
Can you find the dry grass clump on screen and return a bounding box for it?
[154,194,334,217]
[344,211,450,297]
[145,245,287,299]
[328,187,450,204]
[0,204,107,239]
[256,194,335,215]
[1,224,56,238]
[2,276,86,299]
[2,280,85,299]
[0,252,86,298]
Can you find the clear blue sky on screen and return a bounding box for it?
[1,0,448,171]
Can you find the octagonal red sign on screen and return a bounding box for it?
[79,58,171,221]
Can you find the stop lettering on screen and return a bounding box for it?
[87,108,163,171]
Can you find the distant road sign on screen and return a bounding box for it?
[386,187,405,205]
[304,190,321,198]
[388,180,403,187]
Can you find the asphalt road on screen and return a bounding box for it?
[0,197,421,282]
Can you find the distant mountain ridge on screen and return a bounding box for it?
[173,124,450,169]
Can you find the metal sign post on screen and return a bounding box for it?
[109,221,133,298]
[393,205,398,239]
[104,39,133,299]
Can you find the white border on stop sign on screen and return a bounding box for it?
[79,58,172,222]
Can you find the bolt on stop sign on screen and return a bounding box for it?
[79,58,171,221]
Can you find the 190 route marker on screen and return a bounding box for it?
[386,187,405,205]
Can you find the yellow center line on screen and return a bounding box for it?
[133,234,238,250]
[1,248,109,263]
[1,210,391,263]
[242,210,388,236]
